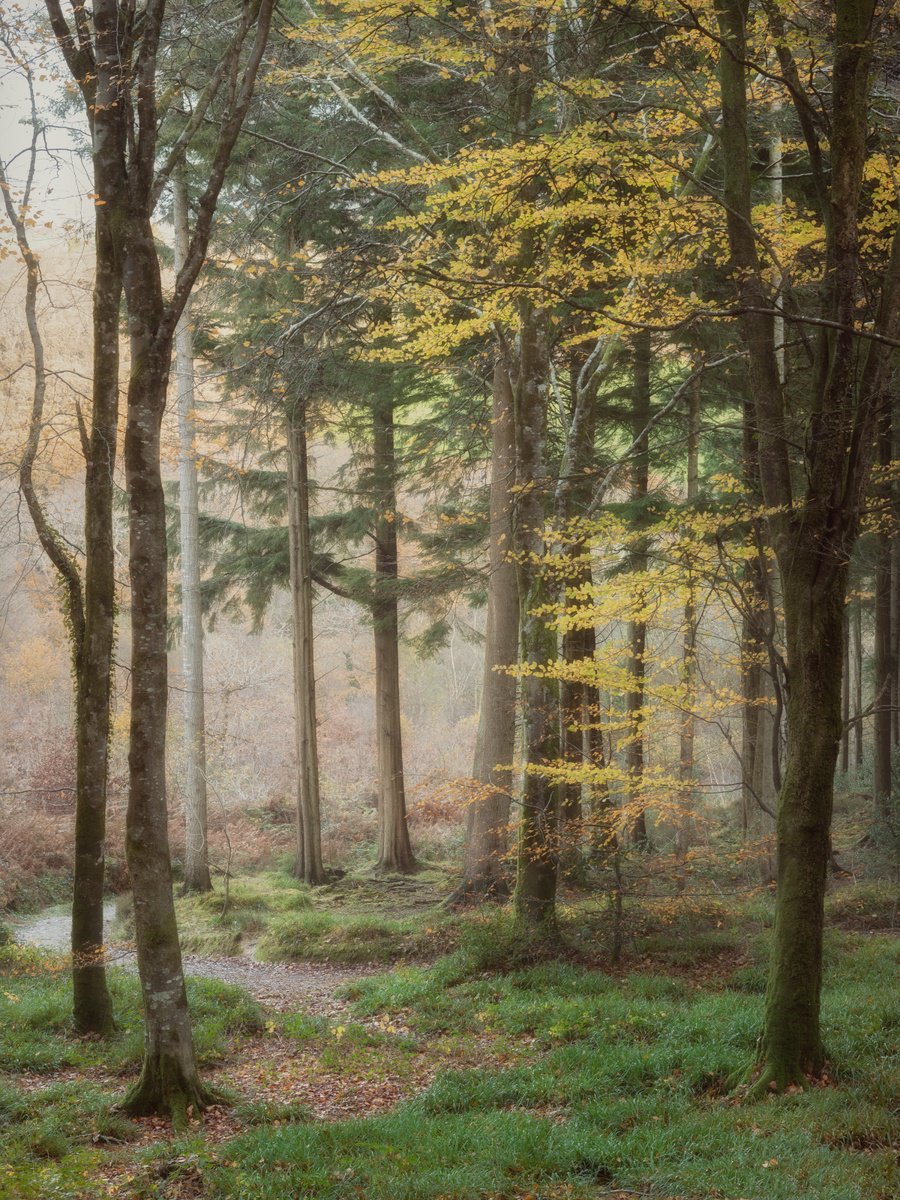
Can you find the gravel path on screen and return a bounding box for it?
[10,903,376,1012]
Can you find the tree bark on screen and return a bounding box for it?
[372,392,415,873]
[841,607,850,775]
[173,168,212,895]
[874,405,893,823]
[3,146,119,1035]
[854,602,864,769]
[286,398,325,885]
[716,0,899,1090]
[512,304,559,925]
[122,220,211,1120]
[451,361,518,905]
[627,330,651,847]
[676,369,701,873]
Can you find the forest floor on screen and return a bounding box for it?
[1,873,897,1200]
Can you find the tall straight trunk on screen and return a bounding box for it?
[513,304,559,925]
[452,362,518,904]
[676,371,701,870]
[841,607,850,774]
[286,399,325,885]
[43,0,274,1119]
[892,541,900,748]
[761,564,845,1080]
[372,393,415,874]
[4,125,120,1035]
[627,330,651,847]
[173,169,211,895]
[121,221,209,1121]
[556,364,600,861]
[854,602,864,768]
[71,198,120,1035]
[560,615,589,837]
[716,0,899,1090]
[874,412,893,823]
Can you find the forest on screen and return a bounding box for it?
[0,0,897,1197]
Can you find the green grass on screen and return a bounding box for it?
[112,871,315,956]
[0,941,265,1199]
[256,908,456,963]
[209,930,900,1200]
[0,943,263,1076]
[2,885,898,1200]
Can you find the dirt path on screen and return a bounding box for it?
[10,903,376,1012]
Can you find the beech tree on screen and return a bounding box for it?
[1,12,117,1036]
[43,0,274,1118]
[713,0,900,1091]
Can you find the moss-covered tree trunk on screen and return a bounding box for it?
[452,361,517,905]
[373,392,415,874]
[121,220,210,1120]
[874,408,894,824]
[716,0,900,1091]
[756,562,846,1088]
[512,305,559,926]
[71,200,120,1035]
[627,331,651,847]
[287,398,325,885]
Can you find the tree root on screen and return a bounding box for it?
[121,1053,220,1130]
[739,1059,812,1100]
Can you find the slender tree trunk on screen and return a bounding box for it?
[513,305,559,925]
[757,562,846,1085]
[716,0,897,1090]
[841,607,850,775]
[854,602,864,769]
[627,331,651,847]
[173,168,211,895]
[892,541,900,749]
[3,134,119,1035]
[451,362,517,905]
[71,203,120,1035]
[676,370,701,873]
[286,398,325,885]
[372,393,415,874]
[874,411,893,823]
[122,222,209,1121]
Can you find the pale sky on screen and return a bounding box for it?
[0,7,94,245]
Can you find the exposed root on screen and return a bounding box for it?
[122,1052,220,1130]
[743,1059,812,1100]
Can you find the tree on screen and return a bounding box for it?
[713,0,900,1091]
[451,362,518,904]
[173,165,212,895]
[1,10,118,1036]
[286,395,326,884]
[43,0,274,1118]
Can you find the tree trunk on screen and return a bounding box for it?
[874,410,893,823]
[71,201,120,1035]
[892,540,900,749]
[286,399,325,885]
[512,305,559,926]
[757,563,846,1087]
[854,602,864,769]
[451,362,517,905]
[372,392,415,874]
[121,221,209,1121]
[173,168,211,895]
[676,369,701,873]
[4,123,120,1035]
[627,330,651,847]
[841,607,850,774]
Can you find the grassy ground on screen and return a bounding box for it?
[1,882,898,1200]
